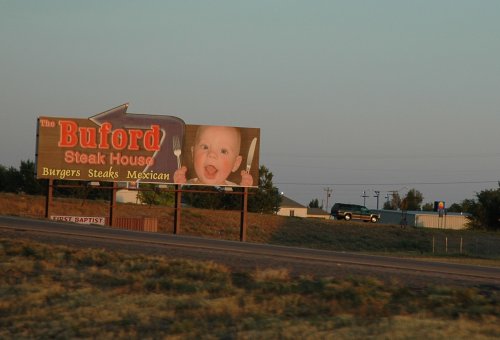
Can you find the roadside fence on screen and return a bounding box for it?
[431,235,500,257]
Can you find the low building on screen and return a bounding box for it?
[115,182,141,204]
[278,196,331,219]
[116,189,140,204]
[379,210,470,230]
[277,196,308,217]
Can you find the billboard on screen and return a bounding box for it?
[433,201,445,212]
[434,201,446,217]
[36,104,260,187]
[174,124,260,187]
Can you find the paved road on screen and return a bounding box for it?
[1,215,499,286]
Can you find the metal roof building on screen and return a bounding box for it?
[379,210,470,230]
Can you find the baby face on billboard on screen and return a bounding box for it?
[191,126,243,185]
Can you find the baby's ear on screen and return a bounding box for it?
[232,155,243,172]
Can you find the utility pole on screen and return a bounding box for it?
[324,187,333,212]
[361,190,369,206]
[373,190,380,210]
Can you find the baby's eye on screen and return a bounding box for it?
[199,144,209,150]
[220,148,229,155]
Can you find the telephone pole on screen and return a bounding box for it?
[361,190,369,206]
[324,187,333,212]
[373,190,380,210]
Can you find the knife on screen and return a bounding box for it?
[246,137,257,173]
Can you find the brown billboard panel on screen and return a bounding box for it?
[36,104,185,183]
[174,125,260,188]
[36,104,260,187]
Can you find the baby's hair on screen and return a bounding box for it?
[194,125,242,154]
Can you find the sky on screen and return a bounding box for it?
[1,1,499,210]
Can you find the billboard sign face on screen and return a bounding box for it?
[434,201,446,217]
[433,201,445,212]
[173,125,260,188]
[36,104,260,187]
[37,104,184,183]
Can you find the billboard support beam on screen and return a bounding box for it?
[45,179,53,218]
[174,184,182,234]
[240,187,248,242]
[109,182,117,227]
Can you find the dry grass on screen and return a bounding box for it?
[1,193,500,262]
[1,237,499,339]
[0,192,284,236]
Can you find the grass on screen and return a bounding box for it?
[1,193,500,262]
[1,237,499,338]
[1,193,499,337]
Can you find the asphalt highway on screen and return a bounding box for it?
[1,215,499,287]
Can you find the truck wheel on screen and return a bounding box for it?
[344,214,352,221]
[371,216,378,223]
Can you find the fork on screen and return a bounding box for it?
[172,135,182,169]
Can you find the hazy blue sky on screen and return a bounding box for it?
[1,1,499,209]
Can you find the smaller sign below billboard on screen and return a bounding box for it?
[50,216,106,225]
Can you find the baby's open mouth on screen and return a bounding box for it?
[204,165,218,179]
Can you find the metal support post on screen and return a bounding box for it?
[174,184,182,234]
[240,187,248,242]
[109,182,117,227]
[45,179,53,218]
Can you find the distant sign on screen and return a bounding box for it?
[434,201,446,217]
[36,104,259,187]
[50,216,106,225]
[434,201,445,211]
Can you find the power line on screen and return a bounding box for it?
[275,180,499,186]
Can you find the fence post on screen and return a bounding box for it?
[445,237,448,253]
[460,237,463,254]
[432,236,435,254]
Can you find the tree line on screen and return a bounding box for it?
[381,187,500,231]
[0,161,282,214]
